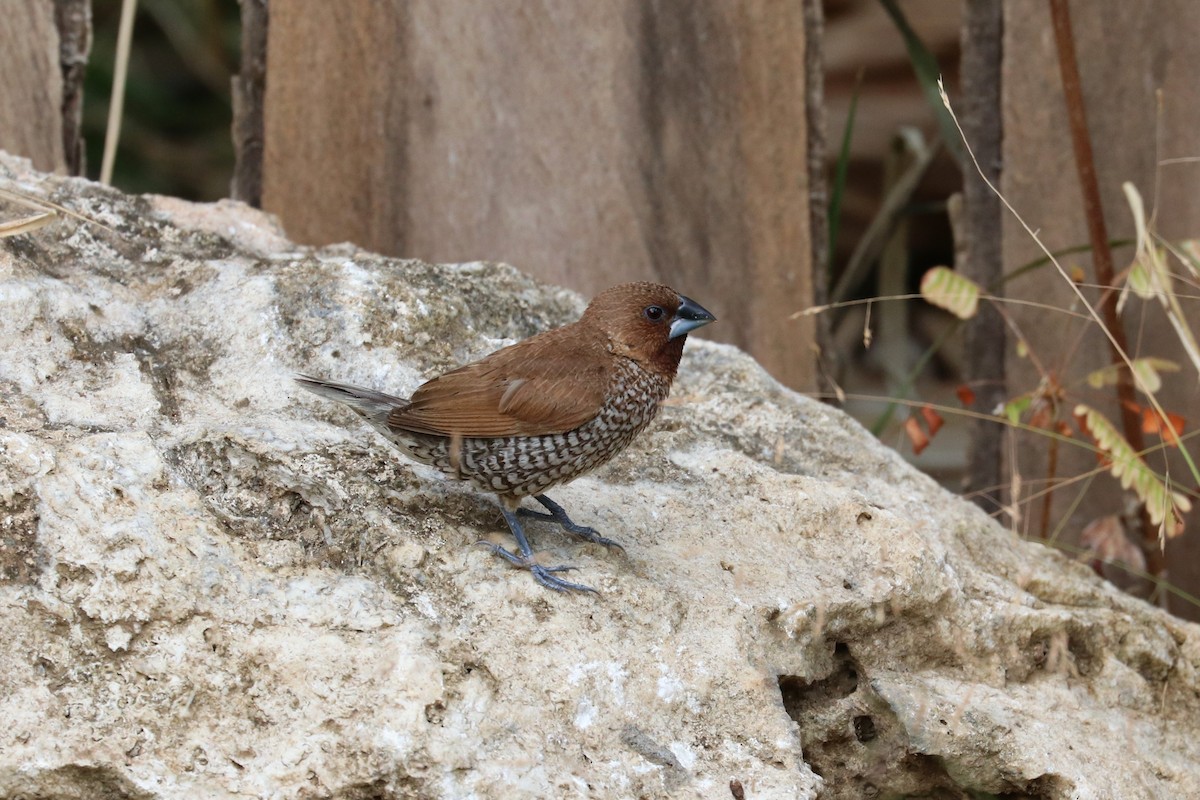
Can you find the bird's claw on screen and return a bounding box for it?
[475,541,597,593]
[530,566,598,593]
[519,498,626,552]
[576,530,626,551]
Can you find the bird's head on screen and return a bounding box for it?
[581,282,716,376]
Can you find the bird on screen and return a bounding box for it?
[296,281,715,592]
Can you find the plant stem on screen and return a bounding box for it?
[1047,0,1160,575]
[1041,434,1059,539]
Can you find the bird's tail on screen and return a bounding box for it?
[294,374,407,429]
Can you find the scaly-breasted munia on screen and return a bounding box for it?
[297,282,715,592]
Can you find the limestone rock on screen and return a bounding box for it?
[1,150,1198,799]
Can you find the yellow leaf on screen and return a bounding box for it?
[1074,403,1192,531]
[1130,357,1178,395]
[1087,358,1179,395]
[1125,257,1154,300]
[920,266,980,320]
[1120,184,1200,375]
[1179,240,1200,277]
[1086,364,1118,390]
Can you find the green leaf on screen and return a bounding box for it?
[1004,395,1031,426]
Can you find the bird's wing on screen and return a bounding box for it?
[387,328,611,437]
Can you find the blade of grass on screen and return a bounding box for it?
[101,0,139,185]
[0,211,57,238]
[877,0,965,164]
[0,187,118,235]
[828,68,864,273]
[1005,239,1134,287]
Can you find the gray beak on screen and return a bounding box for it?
[668,294,717,340]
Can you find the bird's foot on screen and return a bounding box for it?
[476,541,598,593]
[519,495,626,552]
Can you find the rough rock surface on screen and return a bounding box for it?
[1,150,1199,799]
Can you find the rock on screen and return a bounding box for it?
[1,150,1198,799]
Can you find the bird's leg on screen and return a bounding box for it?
[518,494,625,551]
[477,506,598,593]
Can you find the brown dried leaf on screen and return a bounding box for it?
[1079,515,1146,573]
[920,405,944,437]
[904,416,930,455]
[1141,407,1186,447]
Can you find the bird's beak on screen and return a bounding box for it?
[669,294,717,340]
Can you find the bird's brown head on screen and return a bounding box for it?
[581,282,716,376]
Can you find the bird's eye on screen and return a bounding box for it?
[643,305,665,322]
